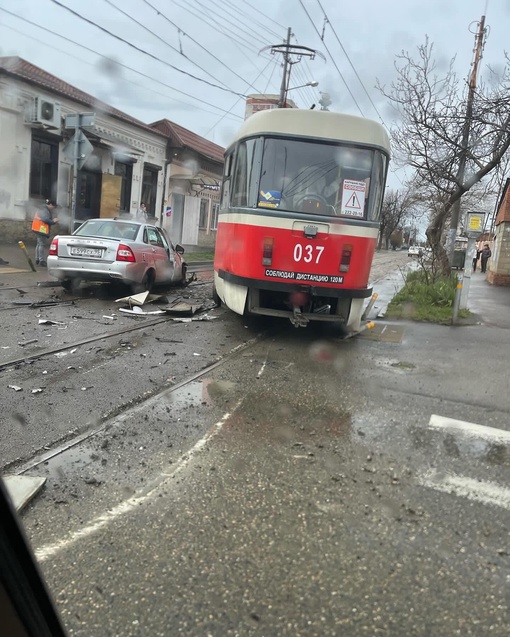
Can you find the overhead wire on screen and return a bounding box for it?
[48,0,247,97]
[0,19,242,123]
[223,0,284,41]
[315,0,388,126]
[204,57,277,137]
[239,0,287,31]
[297,0,365,116]
[170,0,278,83]
[102,0,233,91]
[190,0,275,51]
[141,0,266,94]
[0,7,244,120]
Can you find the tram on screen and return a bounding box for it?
[213,108,390,332]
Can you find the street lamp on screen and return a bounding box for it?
[283,80,319,109]
[286,80,319,92]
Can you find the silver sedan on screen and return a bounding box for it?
[47,218,187,292]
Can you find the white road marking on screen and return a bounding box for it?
[34,401,242,563]
[419,470,510,511]
[428,414,510,444]
[257,361,267,378]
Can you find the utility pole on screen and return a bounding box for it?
[261,31,323,109]
[447,15,486,263]
[63,113,95,231]
[278,27,292,108]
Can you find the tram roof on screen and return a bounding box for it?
[229,109,390,154]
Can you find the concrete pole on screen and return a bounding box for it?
[447,16,485,263]
[459,237,476,309]
[278,28,292,108]
[70,117,79,233]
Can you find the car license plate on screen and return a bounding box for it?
[70,247,102,258]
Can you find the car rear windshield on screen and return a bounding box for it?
[74,220,139,241]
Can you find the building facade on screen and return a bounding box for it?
[244,94,296,119]
[0,57,224,249]
[487,178,510,286]
[152,119,224,249]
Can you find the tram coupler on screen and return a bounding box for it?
[290,306,309,328]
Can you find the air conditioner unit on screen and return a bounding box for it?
[32,97,62,129]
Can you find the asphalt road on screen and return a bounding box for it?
[6,250,510,636]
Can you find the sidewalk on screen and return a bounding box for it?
[0,242,53,288]
[466,269,510,329]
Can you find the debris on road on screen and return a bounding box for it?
[31,388,43,394]
[39,319,66,326]
[9,385,22,391]
[18,339,38,347]
[115,291,168,307]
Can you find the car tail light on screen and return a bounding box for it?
[262,237,274,266]
[339,244,352,272]
[49,238,58,255]
[116,244,136,262]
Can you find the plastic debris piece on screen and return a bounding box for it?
[54,352,68,358]
[18,339,38,347]
[38,319,65,326]
[9,385,22,392]
[31,388,43,394]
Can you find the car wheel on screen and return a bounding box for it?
[212,282,221,307]
[132,270,155,294]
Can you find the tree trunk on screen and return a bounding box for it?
[426,208,451,277]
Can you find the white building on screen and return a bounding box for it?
[0,56,167,241]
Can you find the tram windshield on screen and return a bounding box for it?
[257,137,387,220]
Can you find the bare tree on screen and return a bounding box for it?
[378,39,510,274]
[378,186,420,250]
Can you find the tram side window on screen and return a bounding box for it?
[221,153,233,209]
[232,139,257,208]
[366,152,387,222]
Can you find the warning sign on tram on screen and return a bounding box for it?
[341,179,366,218]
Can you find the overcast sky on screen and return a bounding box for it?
[0,0,506,187]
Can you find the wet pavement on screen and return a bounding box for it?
[4,244,510,635]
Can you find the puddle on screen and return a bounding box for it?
[42,444,98,480]
[163,379,227,410]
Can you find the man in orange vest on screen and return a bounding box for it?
[32,200,58,267]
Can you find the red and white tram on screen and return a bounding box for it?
[213,109,390,332]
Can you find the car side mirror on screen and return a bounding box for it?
[175,244,185,254]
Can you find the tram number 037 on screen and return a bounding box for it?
[293,243,324,264]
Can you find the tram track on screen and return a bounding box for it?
[13,330,271,476]
[0,315,177,372]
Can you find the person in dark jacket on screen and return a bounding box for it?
[480,243,492,273]
[32,200,58,267]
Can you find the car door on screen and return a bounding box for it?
[146,226,172,284]
[160,228,183,283]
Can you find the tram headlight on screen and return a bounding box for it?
[340,244,352,272]
[262,237,274,266]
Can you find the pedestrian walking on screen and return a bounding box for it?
[32,200,58,267]
[480,243,491,273]
[471,243,480,272]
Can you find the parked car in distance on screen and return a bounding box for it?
[47,218,187,292]
[408,246,423,257]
